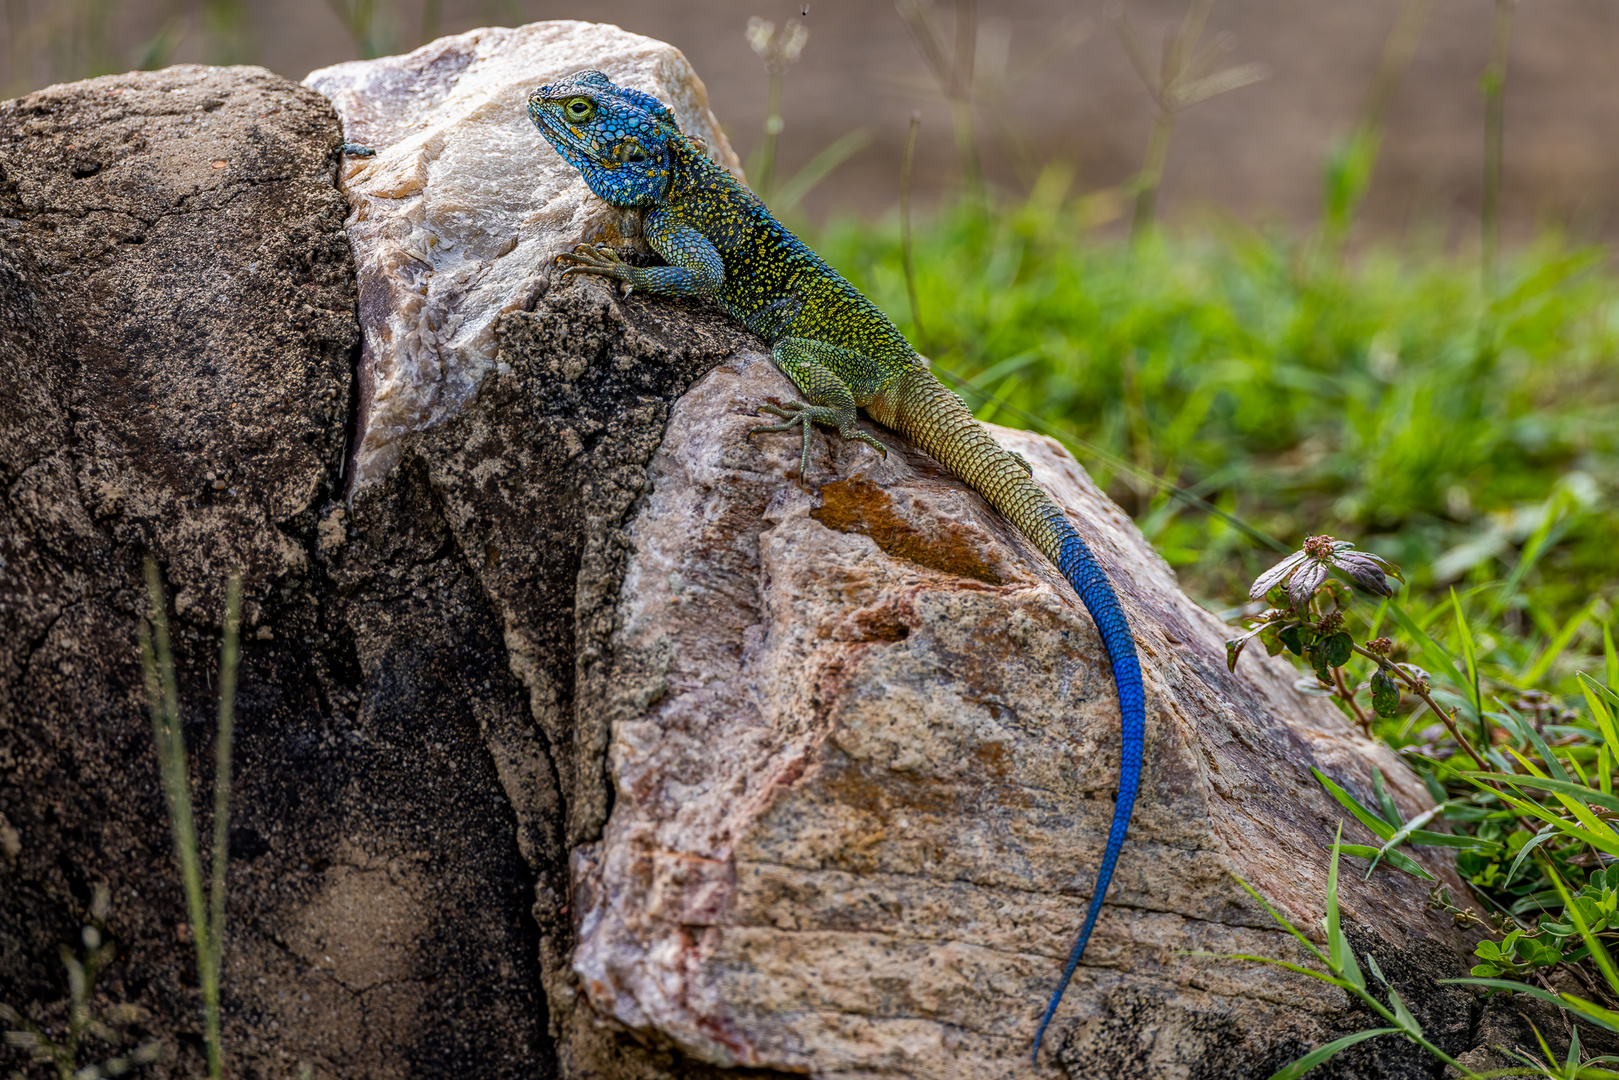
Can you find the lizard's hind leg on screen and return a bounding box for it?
[749,337,889,478]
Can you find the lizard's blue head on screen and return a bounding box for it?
[528,70,679,209]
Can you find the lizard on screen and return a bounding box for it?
[527,69,1146,1062]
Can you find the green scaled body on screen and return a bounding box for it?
[529,71,1147,1062]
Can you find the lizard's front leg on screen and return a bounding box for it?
[556,214,724,298]
[749,337,889,478]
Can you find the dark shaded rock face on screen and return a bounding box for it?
[0,63,742,1080]
[0,60,1591,1080]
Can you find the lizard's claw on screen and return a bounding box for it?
[748,403,889,479]
[849,432,889,459]
[556,243,633,282]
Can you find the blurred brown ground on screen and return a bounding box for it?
[5,0,1618,241]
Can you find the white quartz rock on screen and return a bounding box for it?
[304,22,742,489]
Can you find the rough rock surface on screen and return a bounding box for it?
[303,21,742,490]
[0,64,551,1080]
[558,350,1487,1079]
[0,44,1573,1080]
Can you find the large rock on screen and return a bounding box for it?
[303,22,742,490]
[0,33,1558,1080]
[557,350,1484,1078]
[0,64,552,1080]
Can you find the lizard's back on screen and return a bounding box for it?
[668,147,920,366]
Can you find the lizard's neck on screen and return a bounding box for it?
[666,135,761,210]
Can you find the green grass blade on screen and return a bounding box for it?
[1266,1028,1402,1080]
[1489,487,1575,618]
[1518,600,1596,687]
[1227,873,1330,966]
[1385,603,1474,718]
[1325,822,1367,988]
[1545,859,1619,999]
[771,128,874,215]
[1464,773,1619,813]
[1605,621,1618,692]
[1189,951,1347,985]
[1372,768,1403,828]
[1453,588,1484,737]
[1313,768,1397,841]
[1583,672,1619,714]
[1507,707,1573,784]
[204,575,241,1079]
[1505,825,1558,886]
[1335,842,1436,881]
[1441,978,1619,1036]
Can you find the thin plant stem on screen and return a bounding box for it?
[6,0,30,95]
[1351,640,1488,769]
[758,66,784,200]
[1131,111,1175,244]
[1320,0,1435,255]
[745,17,808,204]
[140,557,234,1080]
[1482,0,1516,297]
[206,574,240,1077]
[420,0,440,45]
[900,110,926,351]
[895,0,983,208]
[951,0,981,204]
[1332,663,1371,731]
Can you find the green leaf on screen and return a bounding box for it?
[1280,625,1312,657]
[1464,773,1619,813]
[1265,1028,1402,1080]
[1325,822,1367,989]
[1440,977,1619,1035]
[1371,669,1401,717]
[1371,768,1402,828]
[1320,631,1353,669]
[1260,622,1286,657]
[1505,824,1559,886]
[1334,842,1436,881]
[1314,769,1397,841]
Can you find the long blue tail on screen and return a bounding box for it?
[1030,521,1147,1063]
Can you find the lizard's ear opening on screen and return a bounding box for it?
[612,139,650,165]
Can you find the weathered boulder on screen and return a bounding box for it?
[0,64,553,1080]
[0,31,1552,1080]
[303,21,742,490]
[555,350,1487,1079]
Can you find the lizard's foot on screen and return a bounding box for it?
[339,142,376,157]
[1011,450,1033,473]
[556,243,634,284]
[748,403,888,478]
[748,403,817,478]
[841,428,889,460]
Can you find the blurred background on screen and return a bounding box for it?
[5,0,1619,239]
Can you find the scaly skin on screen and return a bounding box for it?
[529,70,1146,1061]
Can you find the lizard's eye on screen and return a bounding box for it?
[566,98,596,122]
